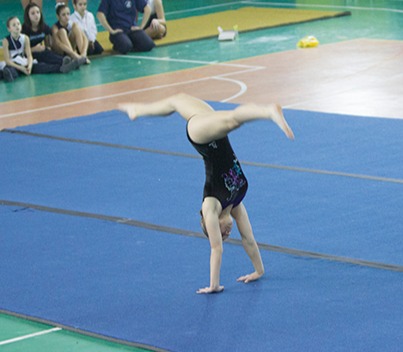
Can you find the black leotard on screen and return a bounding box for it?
[187,126,248,209]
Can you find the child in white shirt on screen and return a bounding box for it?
[71,0,103,55]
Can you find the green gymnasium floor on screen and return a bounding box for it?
[1,0,403,102]
[0,314,153,351]
[1,1,403,351]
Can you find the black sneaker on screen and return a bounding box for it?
[77,57,87,67]
[60,58,78,73]
[62,56,72,66]
[3,67,15,82]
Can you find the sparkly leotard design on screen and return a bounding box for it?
[222,158,247,204]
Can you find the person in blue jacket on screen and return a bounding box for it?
[97,0,155,54]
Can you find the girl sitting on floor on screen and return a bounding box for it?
[22,2,84,70]
[141,0,167,39]
[71,0,103,56]
[2,16,78,83]
[51,3,90,64]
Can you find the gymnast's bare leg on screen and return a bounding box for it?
[118,93,294,142]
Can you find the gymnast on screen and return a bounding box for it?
[118,93,294,294]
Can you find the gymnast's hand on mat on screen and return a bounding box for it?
[196,285,224,294]
[237,271,263,283]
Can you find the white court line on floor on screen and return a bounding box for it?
[0,56,262,119]
[116,55,219,66]
[114,54,265,70]
[212,76,248,102]
[0,327,62,346]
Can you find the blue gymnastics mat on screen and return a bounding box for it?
[1,203,402,352]
[1,102,403,266]
[1,102,403,351]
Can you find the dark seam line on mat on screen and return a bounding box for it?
[2,199,403,273]
[3,129,403,185]
[0,309,168,352]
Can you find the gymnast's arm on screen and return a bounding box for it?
[232,202,265,282]
[197,198,225,294]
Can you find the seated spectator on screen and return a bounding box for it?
[22,2,83,69]
[142,0,166,39]
[51,3,90,63]
[97,0,155,54]
[2,16,77,83]
[71,0,103,56]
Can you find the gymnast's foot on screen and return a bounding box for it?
[268,104,294,140]
[118,103,137,120]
